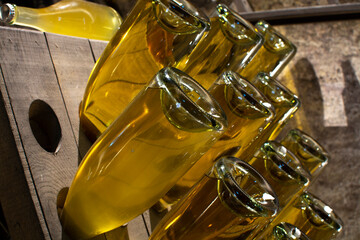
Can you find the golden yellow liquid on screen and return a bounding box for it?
[247,143,309,208]
[9,0,122,41]
[256,192,343,240]
[79,0,209,140]
[150,176,260,240]
[238,21,296,82]
[175,5,263,89]
[61,86,224,239]
[280,129,328,179]
[237,74,300,161]
[156,75,274,210]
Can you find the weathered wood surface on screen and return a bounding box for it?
[0,26,149,240]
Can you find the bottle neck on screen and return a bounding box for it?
[1,4,42,31]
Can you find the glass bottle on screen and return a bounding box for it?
[174,4,263,89]
[247,141,310,208]
[0,0,122,41]
[149,157,279,240]
[60,67,227,239]
[79,0,210,141]
[154,71,274,212]
[280,129,329,179]
[237,72,300,161]
[239,20,297,82]
[256,192,343,240]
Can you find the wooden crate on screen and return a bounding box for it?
[0,26,153,240]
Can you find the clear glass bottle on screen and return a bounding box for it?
[175,4,264,89]
[280,129,329,180]
[60,67,227,239]
[256,191,343,240]
[247,141,310,208]
[154,71,274,212]
[0,0,122,41]
[149,157,279,240]
[239,20,297,81]
[79,0,210,141]
[237,72,300,161]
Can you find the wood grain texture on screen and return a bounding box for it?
[0,26,150,240]
[0,68,45,240]
[0,27,79,240]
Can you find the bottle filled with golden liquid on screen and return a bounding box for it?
[154,71,274,212]
[149,157,279,240]
[266,222,311,240]
[255,192,343,240]
[0,0,122,41]
[239,20,297,81]
[79,0,210,141]
[247,141,310,208]
[60,67,228,239]
[237,72,300,161]
[280,129,329,180]
[174,4,263,89]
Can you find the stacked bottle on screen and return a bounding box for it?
[4,0,343,239]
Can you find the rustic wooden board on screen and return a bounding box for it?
[0,67,45,240]
[0,26,150,240]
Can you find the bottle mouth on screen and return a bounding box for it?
[0,3,16,24]
[286,129,329,165]
[273,222,310,240]
[221,71,274,120]
[157,67,228,132]
[300,192,343,233]
[153,0,210,34]
[252,72,300,109]
[216,4,263,46]
[213,156,279,218]
[255,20,297,55]
[262,141,311,185]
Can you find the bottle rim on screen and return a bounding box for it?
[153,0,210,34]
[255,20,297,53]
[157,67,228,132]
[253,72,301,109]
[0,3,16,24]
[286,128,329,165]
[215,4,263,45]
[273,222,311,240]
[301,192,343,233]
[214,156,279,218]
[222,71,275,120]
[262,141,311,185]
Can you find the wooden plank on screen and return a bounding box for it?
[0,27,79,240]
[89,39,108,62]
[0,68,45,240]
[45,33,96,158]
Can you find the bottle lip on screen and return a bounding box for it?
[253,72,301,109]
[154,0,210,34]
[273,222,311,240]
[286,128,329,165]
[215,4,263,45]
[157,67,228,132]
[0,3,16,24]
[214,156,279,218]
[255,20,297,53]
[221,71,275,120]
[301,192,343,233]
[262,141,311,185]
